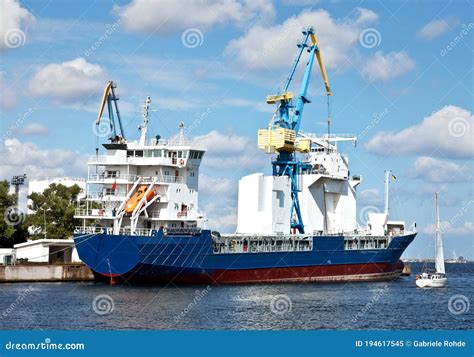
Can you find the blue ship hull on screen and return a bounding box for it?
[73,230,416,284]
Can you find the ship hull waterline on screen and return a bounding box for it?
[73,230,416,285]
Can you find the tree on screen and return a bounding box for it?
[0,180,28,247]
[27,183,82,240]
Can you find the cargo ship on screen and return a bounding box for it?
[74,28,416,284]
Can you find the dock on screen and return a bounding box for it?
[0,264,94,282]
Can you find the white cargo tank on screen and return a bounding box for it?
[236,173,291,235]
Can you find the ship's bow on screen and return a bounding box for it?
[74,232,139,277]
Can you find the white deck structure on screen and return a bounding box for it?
[75,97,206,234]
[237,133,408,237]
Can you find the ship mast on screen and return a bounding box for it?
[139,96,151,146]
[384,170,391,215]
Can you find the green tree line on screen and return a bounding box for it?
[0,180,82,247]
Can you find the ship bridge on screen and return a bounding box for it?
[76,92,207,235]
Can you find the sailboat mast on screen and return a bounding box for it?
[434,192,445,274]
[435,192,439,237]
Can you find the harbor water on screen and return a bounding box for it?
[0,263,472,330]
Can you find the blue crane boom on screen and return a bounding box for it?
[257,27,332,234]
[96,81,126,143]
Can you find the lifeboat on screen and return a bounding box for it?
[125,185,156,214]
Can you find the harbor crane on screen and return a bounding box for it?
[257,27,332,234]
[96,81,126,144]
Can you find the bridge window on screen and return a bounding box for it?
[275,190,284,207]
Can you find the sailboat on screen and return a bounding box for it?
[416,193,447,288]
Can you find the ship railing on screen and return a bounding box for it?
[86,192,127,200]
[75,208,114,217]
[115,228,155,236]
[74,226,109,235]
[213,234,313,254]
[128,138,206,149]
[343,235,392,250]
[88,174,183,184]
[164,227,202,236]
[88,173,129,181]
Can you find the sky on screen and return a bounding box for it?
[0,0,473,259]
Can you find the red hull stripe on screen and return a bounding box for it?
[210,262,402,284]
[103,261,405,285]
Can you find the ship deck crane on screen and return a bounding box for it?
[257,27,332,234]
[96,81,126,143]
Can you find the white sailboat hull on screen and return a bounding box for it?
[416,193,447,289]
[415,276,447,288]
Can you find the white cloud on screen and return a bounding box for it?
[417,18,455,40]
[422,221,474,236]
[114,0,274,34]
[199,175,238,232]
[225,8,378,70]
[0,72,17,109]
[0,138,86,180]
[365,105,473,158]
[409,156,471,183]
[195,130,271,231]
[15,122,49,136]
[358,188,383,206]
[28,57,106,104]
[219,98,275,113]
[196,130,268,173]
[0,0,35,51]
[200,174,236,196]
[153,96,273,112]
[361,51,415,82]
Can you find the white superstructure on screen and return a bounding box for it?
[75,97,206,234]
[237,133,408,237]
